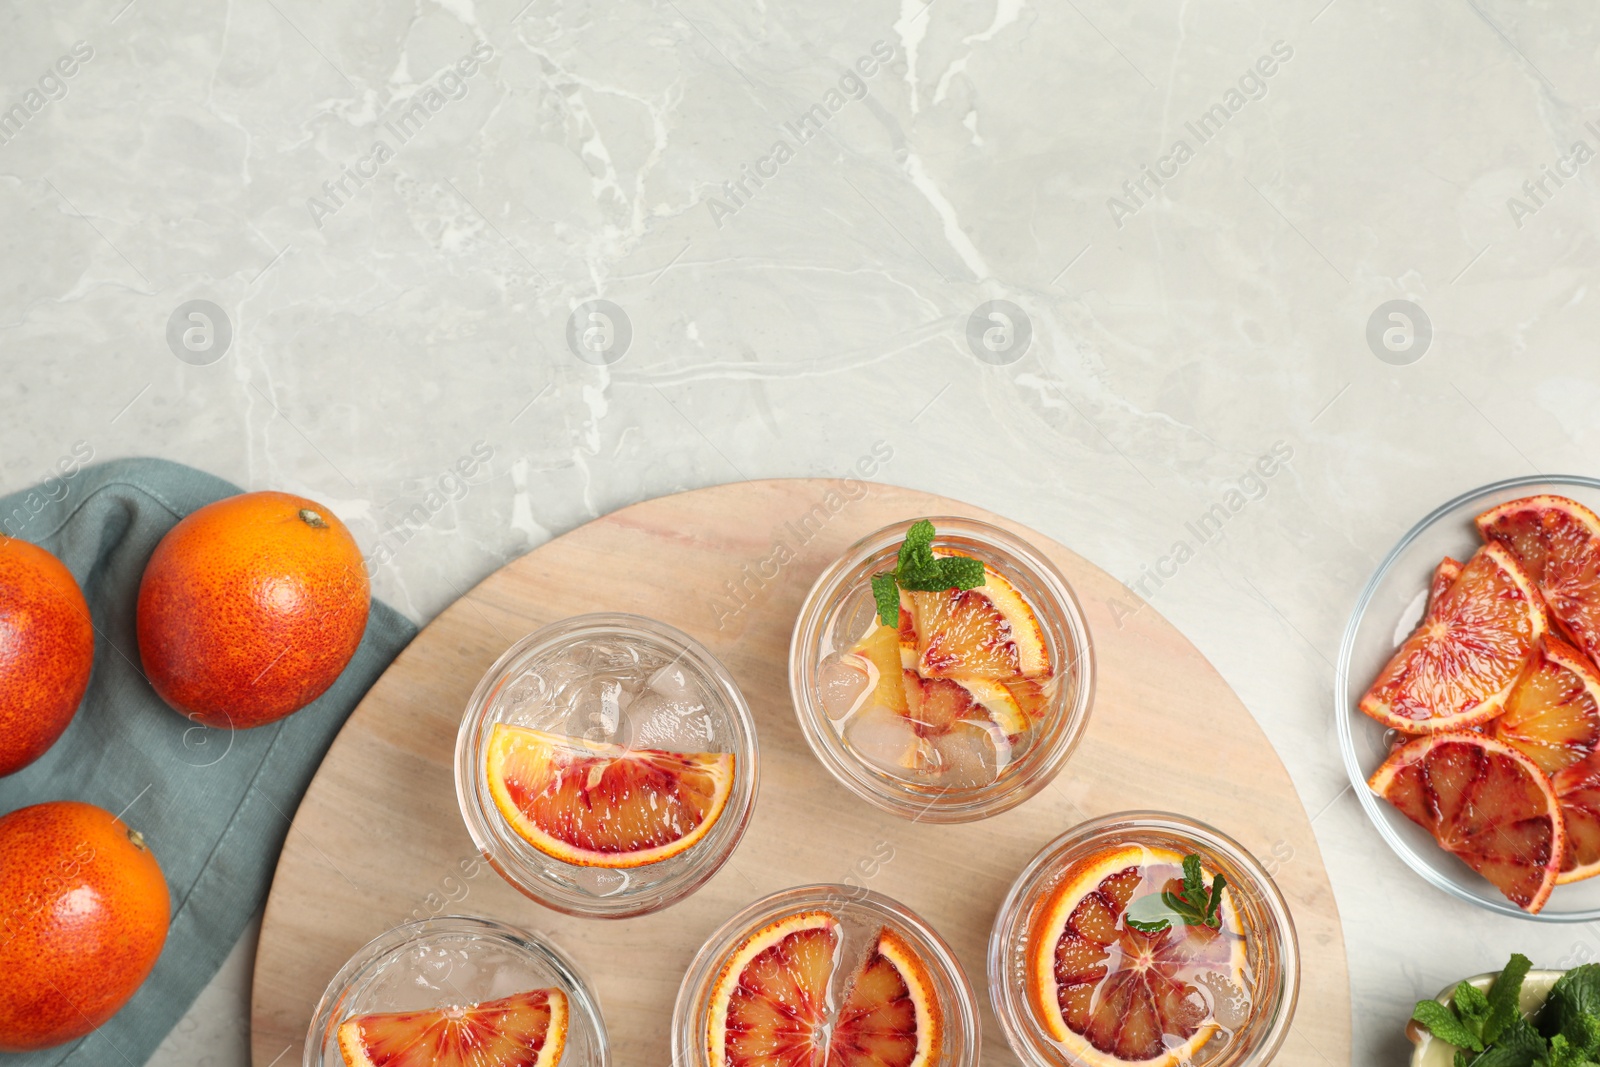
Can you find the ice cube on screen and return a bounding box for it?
[566,678,630,742]
[931,721,1010,788]
[817,653,872,722]
[646,659,699,702]
[629,691,714,750]
[845,704,930,778]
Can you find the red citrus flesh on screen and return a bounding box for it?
[1360,543,1547,732]
[337,988,567,1067]
[1478,495,1600,668]
[709,912,839,1067]
[900,558,1048,681]
[1427,557,1463,617]
[1489,637,1600,777]
[486,725,734,868]
[827,929,942,1067]
[1369,732,1564,912]
[1553,753,1600,883]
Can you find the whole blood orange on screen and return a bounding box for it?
[137,492,370,730]
[0,538,94,776]
[0,801,170,1051]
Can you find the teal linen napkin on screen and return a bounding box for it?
[0,458,417,1066]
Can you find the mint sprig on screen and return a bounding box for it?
[1409,954,1600,1067]
[870,520,986,626]
[1125,853,1227,935]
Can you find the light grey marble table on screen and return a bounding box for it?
[4,0,1600,1063]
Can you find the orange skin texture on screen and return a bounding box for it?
[0,537,95,776]
[0,801,170,1051]
[137,492,370,730]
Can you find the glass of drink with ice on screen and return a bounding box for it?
[987,813,1299,1067]
[790,517,1093,822]
[304,915,607,1067]
[455,613,758,918]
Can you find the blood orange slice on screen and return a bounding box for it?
[901,557,1048,681]
[336,988,567,1067]
[1369,732,1565,912]
[1489,637,1600,777]
[828,928,942,1067]
[903,673,1028,737]
[1359,543,1548,733]
[846,622,909,715]
[708,911,839,1067]
[1552,753,1600,884]
[1478,495,1600,666]
[1027,846,1245,1066]
[486,724,735,868]
[1427,557,1463,617]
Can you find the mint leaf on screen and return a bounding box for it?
[871,573,901,627]
[1485,955,1534,1044]
[1125,917,1171,934]
[897,520,936,577]
[898,565,963,592]
[1543,965,1600,1037]
[1413,999,1485,1053]
[1457,981,1491,1024]
[1469,1016,1547,1067]
[1182,854,1205,903]
[1557,1013,1600,1059]
[933,555,986,590]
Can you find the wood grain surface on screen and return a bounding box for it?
[249,480,1350,1066]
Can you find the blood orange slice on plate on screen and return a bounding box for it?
[337,988,567,1067]
[901,557,1049,681]
[1427,557,1464,617]
[1369,732,1565,912]
[1553,753,1600,884]
[1027,845,1245,1067]
[1489,637,1600,777]
[708,911,839,1067]
[827,928,943,1067]
[485,724,735,868]
[1359,543,1548,733]
[1478,494,1600,666]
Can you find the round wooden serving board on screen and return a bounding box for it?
[250,480,1350,1066]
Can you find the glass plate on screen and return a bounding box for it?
[1336,474,1600,922]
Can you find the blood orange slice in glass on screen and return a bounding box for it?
[1478,494,1600,667]
[901,558,1048,681]
[845,622,909,715]
[336,988,566,1067]
[1026,845,1246,1067]
[707,911,839,1067]
[1369,732,1565,912]
[827,928,943,1067]
[1359,543,1548,733]
[485,724,735,868]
